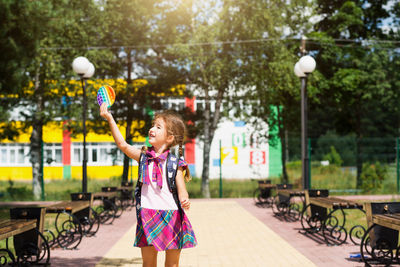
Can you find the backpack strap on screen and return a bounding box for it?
[134,152,147,211]
[166,153,181,209]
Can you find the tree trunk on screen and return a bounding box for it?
[30,123,43,200]
[31,70,43,200]
[276,105,288,183]
[122,50,133,182]
[201,93,211,198]
[201,140,211,198]
[356,137,363,188]
[122,112,133,182]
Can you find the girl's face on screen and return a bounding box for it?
[148,118,173,149]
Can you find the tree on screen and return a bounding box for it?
[309,0,393,187]
[0,0,104,199]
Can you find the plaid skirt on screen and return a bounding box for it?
[134,207,197,251]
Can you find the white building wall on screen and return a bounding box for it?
[194,119,269,179]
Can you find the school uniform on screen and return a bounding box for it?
[134,148,197,251]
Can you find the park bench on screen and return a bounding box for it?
[300,189,365,246]
[93,190,119,225]
[273,188,305,221]
[360,202,400,266]
[118,182,135,210]
[271,184,303,221]
[45,200,90,250]
[0,207,50,266]
[252,179,274,207]
[70,193,100,238]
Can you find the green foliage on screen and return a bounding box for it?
[323,146,343,166]
[360,162,388,193]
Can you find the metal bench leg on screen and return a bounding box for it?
[360,223,394,266]
[0,247,16,266]
[54,212,83,250]
[16,229,50,266]
[322,208,347,246]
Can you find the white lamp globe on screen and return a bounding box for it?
[294,62,306,77]
[72,56,90,75]
[299,55,316,74]
[83,62,95,78]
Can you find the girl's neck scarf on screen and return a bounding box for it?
[141,147,169,188]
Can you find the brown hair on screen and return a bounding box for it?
[147,110,191,182]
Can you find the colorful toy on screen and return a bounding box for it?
[97,85,115,108]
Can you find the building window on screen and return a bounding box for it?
[0,144,29,166]
[1,149,6,163]
[92,148,97,162]
[74,148,81,163]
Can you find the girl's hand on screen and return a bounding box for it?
[180,196,190,210]
[100,103,112,121]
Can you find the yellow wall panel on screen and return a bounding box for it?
[43,167,63,180]
[71,166,138,180]
[0,167,32,180]
[0,166,139,181]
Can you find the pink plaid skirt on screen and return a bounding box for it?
[134,207,197,251]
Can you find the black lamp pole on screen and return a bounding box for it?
[81,77,88,193]
[300,75,309,190]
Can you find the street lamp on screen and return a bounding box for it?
[72,56,95,193]
[294,55,316,190]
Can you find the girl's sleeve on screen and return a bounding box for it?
[178,158,188,169]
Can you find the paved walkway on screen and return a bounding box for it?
[49,198,371,266]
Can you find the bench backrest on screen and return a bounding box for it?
[257,180,271,185]
[9,207,46,253]
[121,181,133,187]
[71,192,93,218]
[305,189,329,219]
[276,184,293,190]
[102,186,118,192]
[365,202,400,249]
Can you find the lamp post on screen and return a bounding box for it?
[294,55,316,190]
[72,56,95,193]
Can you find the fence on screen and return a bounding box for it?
[285,136,400,194]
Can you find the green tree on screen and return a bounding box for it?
[308,0,393,188]
[0,0,104,199]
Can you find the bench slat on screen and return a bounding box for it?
[0,219,36,241]
[93,191,118,199]
[309,197,363,209]
[372,213,400,231]
[46,201,90,214]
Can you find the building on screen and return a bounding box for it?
[0,82,281,181]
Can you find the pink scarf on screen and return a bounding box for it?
[143,147,169,189]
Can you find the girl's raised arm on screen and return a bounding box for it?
[100,103,141,162]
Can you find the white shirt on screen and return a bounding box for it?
[141,161,179,210]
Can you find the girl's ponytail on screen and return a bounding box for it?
[178,136,191,182]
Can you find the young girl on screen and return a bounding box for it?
[100,103,197,267]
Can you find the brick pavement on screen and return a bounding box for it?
[47,197,387,266]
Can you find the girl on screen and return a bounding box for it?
[100,103,197,267]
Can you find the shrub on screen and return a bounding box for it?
[360,162,387,193]
[323,146,343,166]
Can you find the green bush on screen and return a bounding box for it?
[360,162,387,193]
[323,146,343,166]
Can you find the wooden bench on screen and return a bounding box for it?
[360,202,400,266]
[70,192,99,237]
[118,182,135,210]
[93,190,120,225]
[45,200,90,250]
[300,189,365,246]
[0,219,37,266]
[253,180,275,207]
[272,184,303,221]
[0,207,50,266]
